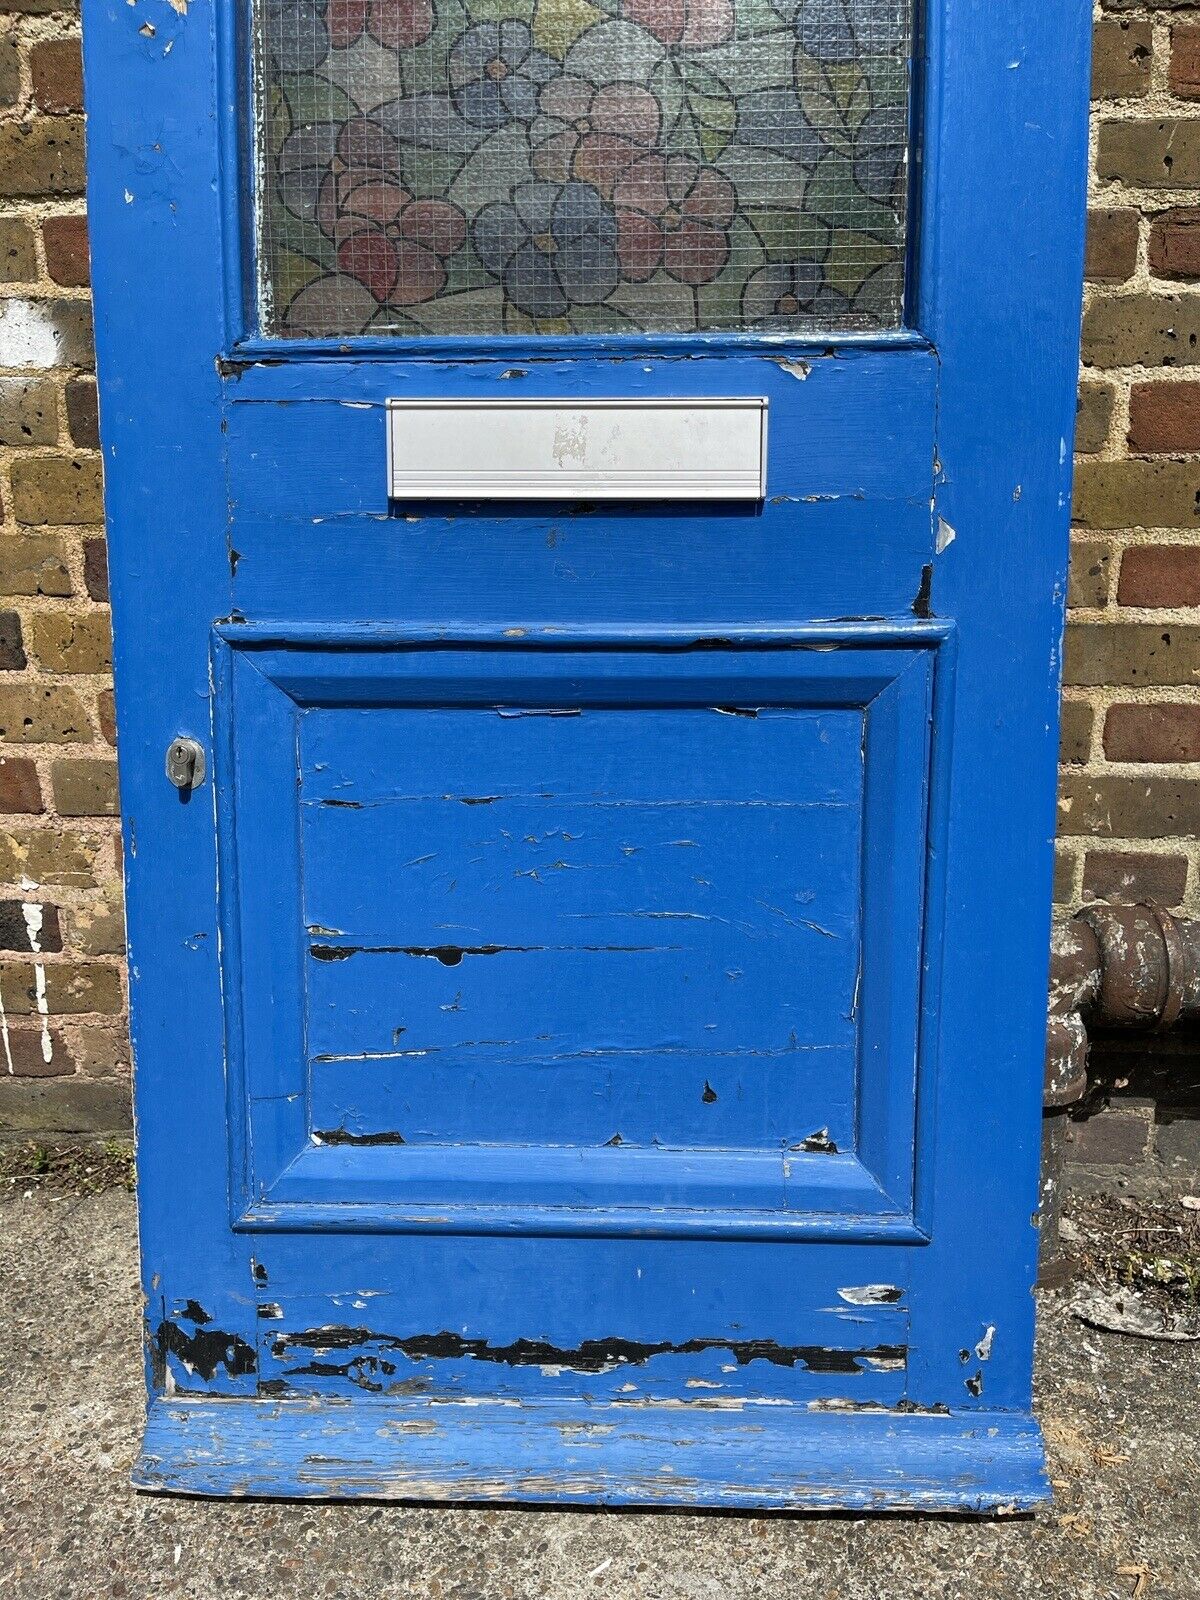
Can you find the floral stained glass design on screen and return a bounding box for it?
[256,0,912,337]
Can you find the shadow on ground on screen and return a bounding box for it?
[1,1179,1196,1600]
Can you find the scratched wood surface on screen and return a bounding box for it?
[302,703,861,1150]
[135,1396,1048,1509]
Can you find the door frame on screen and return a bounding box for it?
[84,0,1091,1509]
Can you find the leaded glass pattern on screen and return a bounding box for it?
[255,0,912,337]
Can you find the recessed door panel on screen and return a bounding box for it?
[219,635,940,1233]
[302,701,863,1151]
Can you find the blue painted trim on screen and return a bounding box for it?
[223,0,931,355]
[136,1395,1049,1509]
[906,0,942,333]
[216,0,247,346]
[229,330,935,363]
[240,1197,929,1241]
[912,622,956,1238]
[215,620,955,648]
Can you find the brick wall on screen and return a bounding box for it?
[0,0,125,1134]
[1065,7,1200,917]
[0,1,1196,1139]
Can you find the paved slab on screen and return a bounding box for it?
[1,1187,1197,1600]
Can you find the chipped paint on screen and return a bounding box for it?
[152,1316,257,1385]
[22,902,53,1065]
[270,1326,907,1379]
[95,0,1079,1509]
[837,1286,904,1306]
[0,969,13,1075]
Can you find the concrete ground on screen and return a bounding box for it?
[1,1185,1197,1600]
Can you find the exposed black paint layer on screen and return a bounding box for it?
[912,563,934,618]
[272,1326,906,1377]
[154,1319,258,1383]
[309,942,660,965]
[315,1128,406,1146]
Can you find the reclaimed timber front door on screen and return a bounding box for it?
[84,0,1090,1506]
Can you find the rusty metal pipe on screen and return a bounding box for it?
[1049,903,1200,1046]
[1040,903,1200,1282]
[1045,901,1200,1111]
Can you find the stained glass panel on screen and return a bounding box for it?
[254,0,913,337]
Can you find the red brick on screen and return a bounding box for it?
[1129,381,1200,453]
[0,899,61,952]
[1104,702,1200,762]
[1171,24,1200,98]
[42,214,89,287]
[2,1025,74,1077]
[65,378,98,450]
[1149,207,1200,281]
[83,537,108,603]
[0,610,25,670]
[0,755,41,813]
[1066,1104,1154,1165]
[0,36,18,108]
[1083,849,1189,906]
[1118,545,1200,607]
[30,38,83,115]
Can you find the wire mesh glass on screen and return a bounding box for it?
[255,0,913,337]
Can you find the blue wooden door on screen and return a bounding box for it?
[84,0,1089,1507]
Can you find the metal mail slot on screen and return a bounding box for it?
[386,398,768,501]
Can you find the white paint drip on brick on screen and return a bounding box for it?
[22,902,52,1065]
[0,300,63,369]
[0,975,13,1076]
